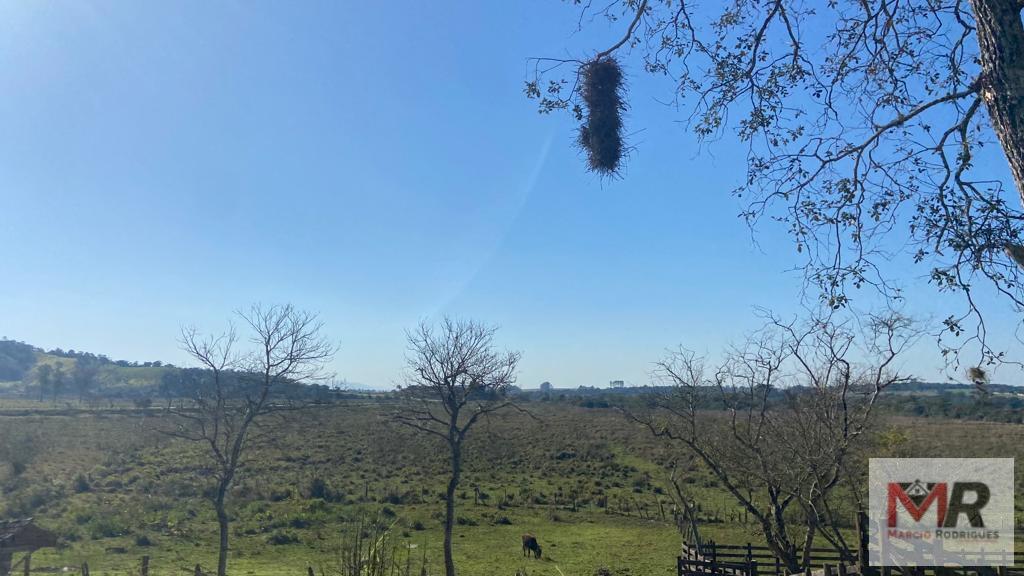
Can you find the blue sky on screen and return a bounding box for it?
[0,1,1019,388]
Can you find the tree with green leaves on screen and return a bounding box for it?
[72,357,101,403]
[34,363,66,404]
[34,364,53,402]
[529,0,1024,371]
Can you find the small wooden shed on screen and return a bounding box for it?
[0,518,57,575]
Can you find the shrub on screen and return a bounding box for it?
[88,516,129,539]
[308,477,329,500]
[269,488,291,502]
[289,517,312,529]
[267,530,299,545]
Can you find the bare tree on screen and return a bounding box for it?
[170,304,336,576]
[633,311,920,572]
[393,317,521,576]
[528,0,1024,368]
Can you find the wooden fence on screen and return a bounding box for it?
[679,541,1024,576]
[677,513,1024,576]
[681,540,856,576]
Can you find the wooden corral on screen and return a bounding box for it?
[679,541,1024,576]
[677,514,1024,576]
[0,518,58,576]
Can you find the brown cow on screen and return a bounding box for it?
[521,534,542,559]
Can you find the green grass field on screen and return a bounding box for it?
[1,402,1021,575]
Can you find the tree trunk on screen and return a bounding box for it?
[972,0,1024,205]
[215,492,230,576]
[443,442,462,576]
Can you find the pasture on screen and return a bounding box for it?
[0,400,1021,575]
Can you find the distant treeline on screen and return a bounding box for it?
[4,337,1023,422]
[515,381,1024,423]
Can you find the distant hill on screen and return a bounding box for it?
[0,339,38,381]
[0,338,355,403]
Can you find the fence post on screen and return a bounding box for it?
[824,564,833,576]
[856,511,870,573]
[141,555,149,576]
[307,567,315,576]
[710,541,718,575]
[837,563,847,576]
[749,560,759,576]
[195,563,202,576]
[22,553,30,576]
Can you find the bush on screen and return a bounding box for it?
[88,516,129,539]
[268,488,291,502]
[267,530,299,545]
[289,517,312,529]
[308,477,329,500]
[135,535,153,547]
[74,473,91,493]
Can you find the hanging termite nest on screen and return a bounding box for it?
[577,57,627,176]
[967,366,989,391]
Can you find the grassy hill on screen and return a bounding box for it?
[0,339,176,398]
[0,340,350,405]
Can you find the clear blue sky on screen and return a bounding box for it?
[1,1,1019,388]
